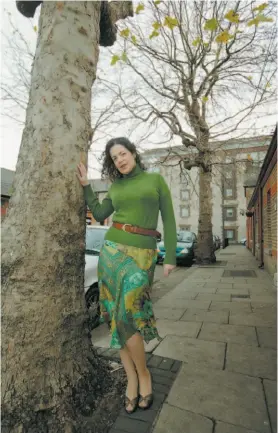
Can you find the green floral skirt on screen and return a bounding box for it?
[98,240,161,349]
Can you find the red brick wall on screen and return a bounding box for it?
[263,163,277,261]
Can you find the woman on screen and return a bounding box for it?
[77,137,177,414]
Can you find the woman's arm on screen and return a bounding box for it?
[83,185,114,222]
[158,175,177,266]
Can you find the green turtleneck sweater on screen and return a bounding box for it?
[83,165,177,265]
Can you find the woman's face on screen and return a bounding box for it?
[110,144,136,175]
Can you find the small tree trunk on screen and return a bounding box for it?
[1,2,129,431]
[195,166,216,264]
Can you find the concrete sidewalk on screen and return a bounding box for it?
[152,246,277,433]
[92,246,277,433]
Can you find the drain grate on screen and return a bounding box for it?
[222,270,257,278]
[231,294,250,299]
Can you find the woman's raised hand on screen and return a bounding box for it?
[77,162,89,186]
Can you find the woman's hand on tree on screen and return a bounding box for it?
[77,162,89,186]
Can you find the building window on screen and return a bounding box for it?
[180,206,190,218]
[224,229,236,240]
[180,189,190,201]
[224,187,235,199]
[224,207,237,220]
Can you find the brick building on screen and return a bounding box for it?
[245,127,277,278]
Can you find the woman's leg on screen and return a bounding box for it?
[125,333,152,408]
[120,346,138,412]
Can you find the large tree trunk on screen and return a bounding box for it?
[195,167,216,264]
[1,2,131,432]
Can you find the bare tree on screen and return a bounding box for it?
[1,2,132,432]
[97,0,276,263]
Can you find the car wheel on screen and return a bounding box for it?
[85,285,100,330]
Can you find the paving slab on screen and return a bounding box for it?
[256,327,277,349]
[226,343,276,379]
[204,282,234,289]
[167,363,271,433]
[152,404,213,433]
[156,292,198,302]
[210,301,252,312]
[153,335,225,369]
[250,295,277,303]
[153,307,185,321]
[155,298,210,310]
[230,310,276,327]
[196,293,232,302]
[198,323,258,346]
[247,286,275,294]
[263,379,277,433]
[156,319,201,338]
[216,288,250,295]
[215,421,265,433]
[180,308,229,324]
[187,286,218,294]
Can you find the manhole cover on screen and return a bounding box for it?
[231,294,250,299]
[222,270,257,278]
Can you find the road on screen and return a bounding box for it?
[152,264,192,304]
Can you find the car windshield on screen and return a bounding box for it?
[85,228,107,253]
[177,232,193,243]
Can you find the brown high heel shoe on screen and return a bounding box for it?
[125,394,139,414]
[139,371,154,410]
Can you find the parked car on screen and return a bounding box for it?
[240,238,247,246]
[84,225,109,329]
[157,230,197,266]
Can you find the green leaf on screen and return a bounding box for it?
[215,30,234,43]
[121,52,128,62]
[135,3,145,14]
[120,28,130,38]
[202,96,208,102]
[192,37,201,47]
[154,0,161,4]
[248,14,273,26]
[111,55,120,66]
[152,21,162,30]
[253,2,268,12]
[33,25,38,32]
[131,35,137,44]
[164,16,179,30]
[204,18,218,31]
[203,42,209,47]
[149,30,160,39]
[247,76,253,81]
[224,9,240,23]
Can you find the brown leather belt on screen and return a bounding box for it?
[112,222,161,239]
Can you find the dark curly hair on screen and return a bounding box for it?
[101,137,146,182]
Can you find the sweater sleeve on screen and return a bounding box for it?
[83,184,114,222]
[158,175,177,265]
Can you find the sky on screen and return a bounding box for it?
[0,1,277,179]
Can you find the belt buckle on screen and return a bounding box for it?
[122,224,132,232]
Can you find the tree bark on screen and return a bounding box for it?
[1,2,131,431]
[195,165,216,264]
